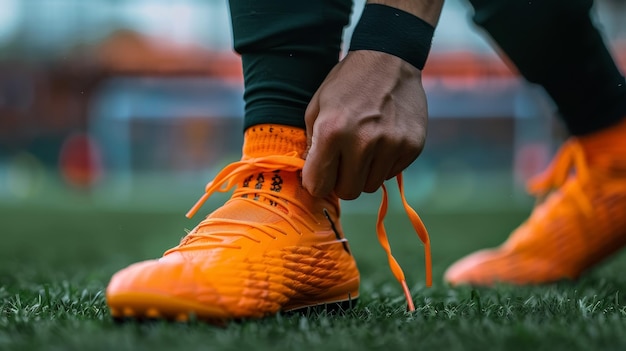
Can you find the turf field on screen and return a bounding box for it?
[2,198,626,351]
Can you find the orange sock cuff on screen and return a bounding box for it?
[242,124,307,159]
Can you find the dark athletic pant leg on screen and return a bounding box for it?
[228,0,352,130]
[468,0,626,136]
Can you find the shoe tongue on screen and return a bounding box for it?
[206,168,341,226]
[212,124,308,219]
[207,125,338,222]
[208,170,305,220]
[240,170,301,214]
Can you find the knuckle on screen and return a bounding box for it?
[318,118,351,141]
[403,136,425,157]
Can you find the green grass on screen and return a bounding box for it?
[2,200,626,351]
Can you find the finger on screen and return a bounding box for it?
[334,140,374,200]
[386,154,417,180]
[302,118,340,198]
[385,136,426,180]
[364,146,397,193]
[303,91,321,159]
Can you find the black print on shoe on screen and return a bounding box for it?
[271,171,283,192]
[254,173,264,200]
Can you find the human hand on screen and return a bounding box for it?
[303,50,428,200]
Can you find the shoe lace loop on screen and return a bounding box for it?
[183,153,432,312]
[186,152,305,219]
[527,139,592,215]
[169,153,308,252]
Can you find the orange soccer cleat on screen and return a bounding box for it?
[106,125,431,322]
[445,118,626,286]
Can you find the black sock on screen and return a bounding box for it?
[229,0,352,130]
[469,0,626,136]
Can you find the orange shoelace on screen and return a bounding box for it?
[378,173,432,311]
[527,139,592,216]
[183,153,432,311]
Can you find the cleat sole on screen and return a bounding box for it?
[107,292,230,322]
[284,297,359,316]
[108,291,359,323]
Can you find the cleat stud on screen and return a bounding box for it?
[175,313,189,322]
[109,307,121,317]
[145,308,161,319]
[123,307,135,317]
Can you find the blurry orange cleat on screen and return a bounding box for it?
[445,119,626,286]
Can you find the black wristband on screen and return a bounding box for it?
[349,4,435,70]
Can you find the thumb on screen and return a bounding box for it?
[303,91,321,159]
[301,92,338,197]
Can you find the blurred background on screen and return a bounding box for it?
[0,0,625,214]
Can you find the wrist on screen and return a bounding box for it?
[366,0,443,26]
[349,3,435,71]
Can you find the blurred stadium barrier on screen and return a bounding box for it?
[0,0,624,213]
[77,68,555,213]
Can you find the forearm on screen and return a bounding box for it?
[367,0,444,26]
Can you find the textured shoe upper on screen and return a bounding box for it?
[107,125,432,319]
[180,153,432,310]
